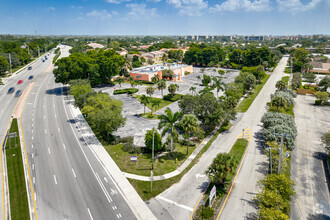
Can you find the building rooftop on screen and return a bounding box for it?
[131,63,190,75]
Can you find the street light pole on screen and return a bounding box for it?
[269,147,273,174]
[152,127,154,170]
[278,135,284,174]
[8,53,12,75]
[37,45,40,59]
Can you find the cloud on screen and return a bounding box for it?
[147,0,162,2]
[167,0,208,16]
[47,6,56,11]
[210,0,271,12]
[107,0,131,4]
[126,3,158,18]
[86,10,114,19]
[276,0,322,12]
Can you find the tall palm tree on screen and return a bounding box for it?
[146,86,155,97]
[179,114,199,155]
[141,95,150,115]
[158,108,182,152]
[271,96,287,112]
[213,77,225,98]
[157,80,167,97]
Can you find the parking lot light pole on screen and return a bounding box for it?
[152,127,154,170]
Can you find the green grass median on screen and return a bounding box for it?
[236,75,270,113]
[5,119,30,220]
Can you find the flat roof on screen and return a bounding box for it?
[131,63,190,75]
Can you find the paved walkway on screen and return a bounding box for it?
[67,97,156,220]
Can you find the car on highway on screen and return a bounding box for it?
[8,87,15,94]
[15,90,22,97]
[28,75,34,80]
[17,80,23,84]
[42,59,45,62]
[28,66,32,70]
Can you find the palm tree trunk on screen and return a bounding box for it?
[186,132,189,156]
[144,105,146,115]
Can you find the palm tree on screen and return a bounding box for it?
[158,108,182,152]
[117,77,124,87]
[179,114,199,155]
[275,80,286,91]
[141,95,150,115]
[271,96,287,112]
[189,86,196,95]
[213,77,225,98]
[151,99,161,115]
[157,80,167,97]
[146,86,155,97]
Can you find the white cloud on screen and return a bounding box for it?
[86,10,114,19]
[276,0,322,12]
[167,0,208,16]
[147,0,162,2]
[107,0,130,4]
[47,6,56,11]
[126,3,158,18]
[210,0,271,12]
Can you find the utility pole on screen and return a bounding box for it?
[152,127,155,170]
[268,147,273,174]
[273,132,292,174]
[291,56,292,75]
[37,45,40,59]
[8,53,12,75]
[28,46,30,55]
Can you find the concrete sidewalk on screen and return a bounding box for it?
[67,97,156,220]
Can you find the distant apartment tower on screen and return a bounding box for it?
[244,35,264,41]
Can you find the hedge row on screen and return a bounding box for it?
[113,88,138,95]
[163,93,184,102]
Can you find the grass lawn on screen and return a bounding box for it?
[5,119,30,220]
[236,75,270,113]
[194,138,248,219]
[268,105,294,117]
[104,143,196,177]
[127,121,232,201]
[134,95,173,111]
[139,112,162,119]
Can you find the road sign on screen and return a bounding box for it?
[209,185,216,206]
[130,156,137,162]
[201,200,205,205]
[7,132,17,138]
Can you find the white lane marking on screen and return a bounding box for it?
[45,129,47,134]
[44,115,45,119]
[63,143,66,150]
[58,128,60,133]
[104,177,108,183]
[31,153,34,158]
[157,196,194,212]
[32,129,33,133]
[31,144,33,149]
[32,136,33,140]
[72,168,76,178]
[95,173,112,203]
[55,114,57,118]
[116,213,122,218]
[32,164,34,170]
[87,208,93,220]
[43,105,45,108]
[53,175,57,185]
[48,148,50,154]
[112,206,117,210]
[33,177,35,184]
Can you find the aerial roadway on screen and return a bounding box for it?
[1,46,136,220]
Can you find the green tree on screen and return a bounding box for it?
[318,76,330,91]
[258,207,289,220]
[145,129,162,152]
[315,91,329,105]
[146,86,156,97]
[213,77,225,98]
[0,56,9,74]
[271,96,287,112]
[158,108,182,152]
[157,80,166,97]
[262,61,268,69]
[178,95,197,114]
[218,69,225,75]
[206,153,238,185]
[70,84,93,101]
[151,99,161,114]
[189,86,196,95]
[202,74,211,86]
[179,114,199,155]
[276,80,287,91]
[321,131,330,155]
[117,77,124,87]
[141,95,150,115]
[245,74,257,90]
[81,93,126,142]
[168,84,179,95]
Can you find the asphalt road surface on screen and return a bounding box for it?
[291,95,330,220]
[9,46,135,220]
[147,56,289,220]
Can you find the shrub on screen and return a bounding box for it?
[315,99,322,105]
[271,90,295,106]
[145,129,162,152]
[163,93,183,102]
[122,142,141,154]
[178,139,196,147]
[113,88,138,95]
[201,206,214,218]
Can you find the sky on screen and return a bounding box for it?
[0,0,330,35]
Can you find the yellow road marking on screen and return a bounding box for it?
[216,127,252,220]
[19,83,38,220]
[0,85,30,220]
[190,182,210,220]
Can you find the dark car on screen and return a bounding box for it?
[28,75,34,80]
[8,87,15,94]
[28,66,32,70]
[17,80,23,84]
[42,59,45,62]
[15,90,22,97]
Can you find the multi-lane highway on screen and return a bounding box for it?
[1,46,138,219]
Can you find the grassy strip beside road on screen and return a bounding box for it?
[134,95,173,111]
[193,138,248,220]
[237,74,270,112]
[128,121,232,201]
[5,119,30,220]
[53,51,61,64]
